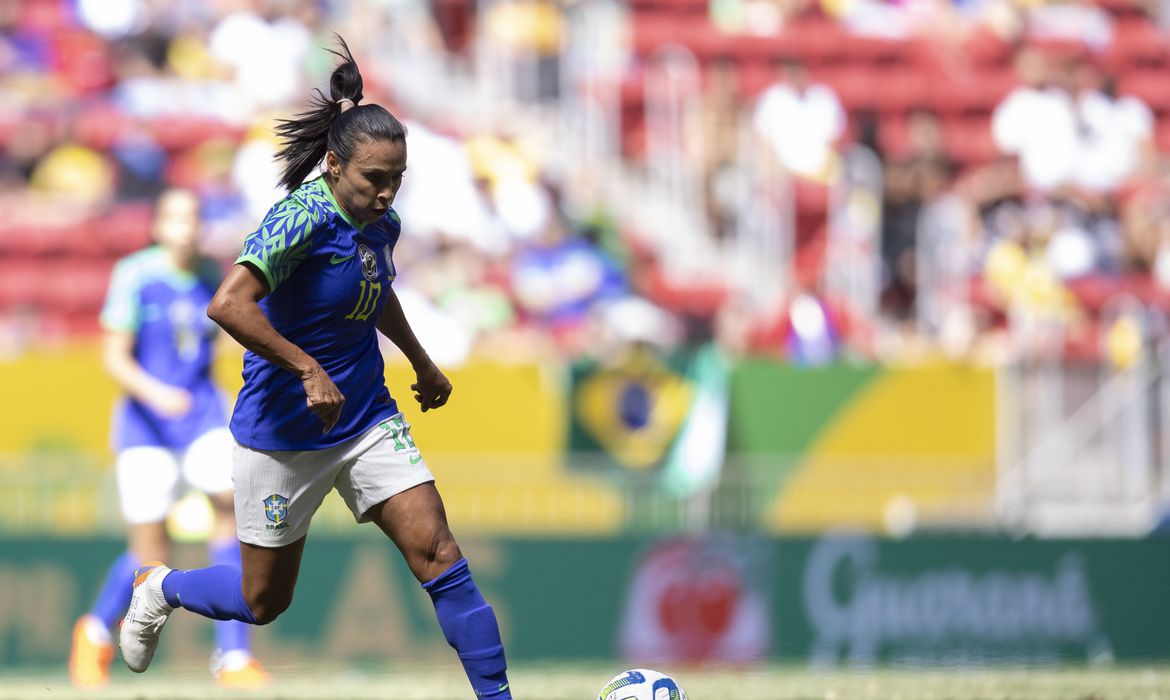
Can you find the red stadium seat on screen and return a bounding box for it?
[841,36,906,67]
[62,217,108,257]
[729,33,795,65]
[631,15,734,60]
[102,203,154,255]
[641,260,729,316]
[629,0,709,16]
[39,259,115,315]
[954,29,1014,70]
[52,29,114,95]
[149,117,243,152]
[1107,19,1167,69]
[5,224,73,257]
[872,72,932,116]
[784,20,849,66]
[878,115,911,157]
[737,62,776,99]
[0,262,44,309]
[60,311,103,336]
[74,104,132,151]
[1157,120,1170,152]
[930,69,1016,116]
[18,0,74,33]
[815,67,877,114]
[1024,36,1089,62]
[1119,71,1170,115]
[942,120,999,169]
[1094,0,1152,19]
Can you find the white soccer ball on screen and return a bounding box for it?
[597,668,688,700]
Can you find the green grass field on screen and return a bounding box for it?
[3,664,1170,700]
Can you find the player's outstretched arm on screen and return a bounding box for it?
[375,287,452,412]
[208,264,345,432]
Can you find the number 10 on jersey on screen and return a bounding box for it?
[345,280,381,321]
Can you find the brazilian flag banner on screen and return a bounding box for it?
[568,343,730,495]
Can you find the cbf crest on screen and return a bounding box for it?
[263,494,289,530]
[358,244,378,281]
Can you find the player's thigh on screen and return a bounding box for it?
[179,427,234,497]
[231,440,343,548]
[367,482,463,582]
[336,416,453,582]
[116,446,183,525]
[239,537,307,619]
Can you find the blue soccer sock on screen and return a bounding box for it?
[89,550,141,630]
[161,565,259,625]
[207,539,253,652]
[423,559,511,699]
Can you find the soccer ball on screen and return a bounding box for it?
[597,669,688,700]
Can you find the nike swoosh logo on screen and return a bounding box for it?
[329,253,355,264]
[409,454,423,465]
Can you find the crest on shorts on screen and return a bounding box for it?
[358,244,378,281]
[263,494,289,526]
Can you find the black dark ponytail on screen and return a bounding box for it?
[274,35,406,193]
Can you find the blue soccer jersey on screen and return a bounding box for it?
[101,247,227,451]
[230,177,401,451]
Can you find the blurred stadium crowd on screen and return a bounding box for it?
[2,0,1170,366]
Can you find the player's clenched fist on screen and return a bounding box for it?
[411,360,451,413]
[301,363,345,432]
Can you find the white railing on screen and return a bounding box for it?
[724,110,793,310]
[914,194,976,342]
[996,299,1167,536]
[825,146,883,322]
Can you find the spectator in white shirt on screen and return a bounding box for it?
[991,47,1080,193]
[1072,60,1155,194]
[752,59,846,182]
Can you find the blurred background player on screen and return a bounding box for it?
[68,189,268,689]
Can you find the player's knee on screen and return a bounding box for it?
[244,589,293,625]
[246,599,289,626]
[428,529,462,569]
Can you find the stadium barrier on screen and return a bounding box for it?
[2,533,1168,669]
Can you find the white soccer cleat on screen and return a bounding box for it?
[119,561,175,673]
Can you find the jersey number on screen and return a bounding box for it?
[345,280,382,321]
[387,415,417,452]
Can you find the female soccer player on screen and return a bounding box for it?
[69,189,268,688]
[119,38,512,699]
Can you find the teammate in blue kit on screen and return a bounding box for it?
[69,188,268,688]
[118,38,512,699]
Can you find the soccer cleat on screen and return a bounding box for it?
[69,616,113,687]
[119,562,174,673]
[212,650,271,689]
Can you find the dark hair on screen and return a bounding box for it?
[274,35,406,192]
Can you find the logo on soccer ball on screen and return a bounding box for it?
[358,244,378,281]
[263,494,289,526]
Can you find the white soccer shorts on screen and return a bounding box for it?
[116,427,235,525]
[232,413,434,547]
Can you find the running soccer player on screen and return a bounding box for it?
[118,38,512,699]
[69,189,268,689]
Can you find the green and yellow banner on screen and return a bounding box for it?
[1,344,996,535]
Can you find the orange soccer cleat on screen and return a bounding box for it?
[69,616,113,688]
[213,651,271,689]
